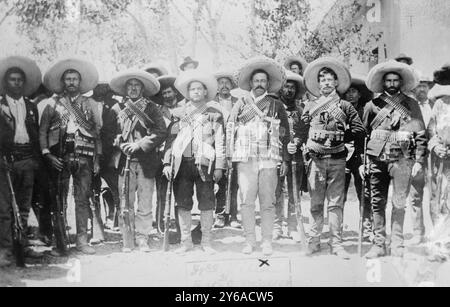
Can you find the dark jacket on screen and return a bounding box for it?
[362,93,427,163]
[0,95,40,158]
[113,98,168,178]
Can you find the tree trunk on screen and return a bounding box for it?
[161,0,179,73]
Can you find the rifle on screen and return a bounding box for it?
[225,121,235,215]
[51,128,70,254]
[163,155,174,251]
[120,155,134,250]
[3,157,25,267]
[358,137,369,257]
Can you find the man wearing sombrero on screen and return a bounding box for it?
[110,69,167,253]
[143,63,169,79]
[362,60,426,258]
[40,58,102,255]
[0,56,43,263]
[212,71,240,229]
[179,56,199,72]
[152,75,183,235]
[162,70,226,254]
[273,71,307,242]
[295,57,366,259]
[342,73,373,242]
[229,56,290,256]
[284,56,308,77]
[427,64,450,227]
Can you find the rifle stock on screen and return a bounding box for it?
[120,155,134,250]
[3,157,25,267]
[358,137,368,257]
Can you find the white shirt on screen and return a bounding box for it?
[418,99,432,128]
[6,95,30,144]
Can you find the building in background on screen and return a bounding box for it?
[316,0,450,77]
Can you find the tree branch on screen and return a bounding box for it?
[0,6,15,27]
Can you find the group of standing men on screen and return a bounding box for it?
[0,50,449,267]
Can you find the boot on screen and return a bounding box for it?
[390,208,405,250]
[261,240,273,256]
[76,244,96,255]
[137,236,151,253]
[200,210,216,254]
[365,244,386,259]
[175,209,193,254]
[213,215,225,229]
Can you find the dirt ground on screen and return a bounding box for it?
[1,179,449,287]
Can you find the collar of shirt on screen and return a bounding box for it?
[69,94,81,103]
[251,91,268,103]
[6,95,25,106]
[418,99,429,106]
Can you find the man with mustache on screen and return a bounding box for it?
[212,72,240,229]
[163,70,225,254]
[295,58,365,259]
[110,70,167,253]
[0,56,43,263]
[273,71,307,242]
[229,57,290,256]
[40,58,102,255]
[362,60,426,258]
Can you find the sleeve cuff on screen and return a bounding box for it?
[42,149,50,155]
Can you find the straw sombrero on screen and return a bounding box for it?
[285,71,306,100]
[428,64,450,99]
[283,56,308,75]
[214,71,237,89]
[43,58,99,94]
[175,70,218,101]
[152,75,183,105]
[347,72,373,103]
[110,69,160,97]
[237,56,286,94]
[303,57,351,97]
[366,60,419,94]
[142,63,168,77]
[0,56,42,97]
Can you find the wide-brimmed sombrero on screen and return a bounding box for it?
[366,60,419,94]
[284,56,308,75]
[0,56,42,97]
[142,63,168,77]
[214,71,237,89]
[395,53,413,65]
[237,56,286,94]
[347,72,373,103]
[303,57,351,97]
[428,64,450,99]
[180,56,199,71]
[110,69,160,97]
[285,71,306,100]
[152,75,183,105]
[175,70,218,101]
[43,58,99,94]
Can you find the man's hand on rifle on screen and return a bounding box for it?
[120,142,140,155]
[434,144,449,159]
[411,162,423,178]
[358,165,366,180]
[213,169,223,183]
[94,154,101,176]
[45,153,64,172]
[163,165,173,181]
[287,141,298,155]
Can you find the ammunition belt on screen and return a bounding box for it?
[371,129,413,143]
[65,133,95,158]
[377,147,404,162]
[309,129,345,142]
[306,141,346,155]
